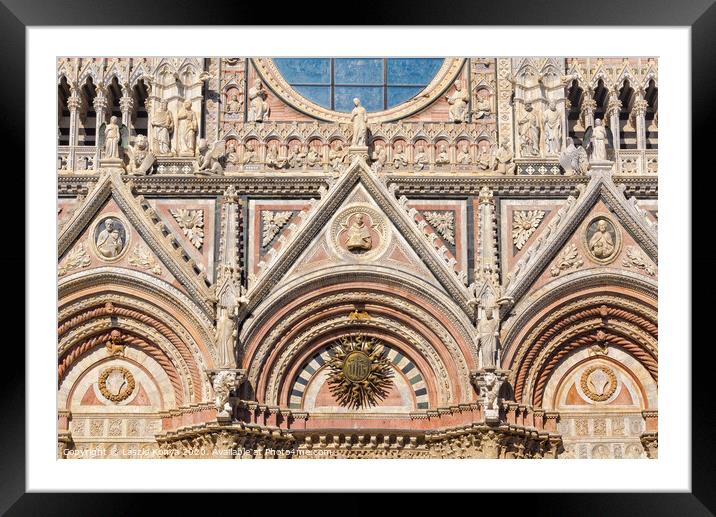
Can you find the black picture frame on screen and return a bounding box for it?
[4,0,711,513]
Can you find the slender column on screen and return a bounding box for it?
[93,86,108,164]
[632,91,649,150]
[119,88,134,134]
[606,90,622,150]
[67,87,82,171]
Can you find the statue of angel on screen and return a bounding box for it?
[195,138,225,175]
[583,119,613,162]
[559,137,589,175]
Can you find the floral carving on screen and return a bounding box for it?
[58,242,91,277]
[422,211,455,245]
[128,244,162,275]
[579,365,617,402]
[512,210,545,250]
[262,210,293,247]
[622,246,656,276]
[98,366,136,403]
[170,208,204,249]
[549,243,584,276]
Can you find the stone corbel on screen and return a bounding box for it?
[206,369,247,422]
[470,369,509,424]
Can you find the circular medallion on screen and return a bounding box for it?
[98,366,136,403]
[583,215,621,264]
[330,205,389,260]
[579,365,617,402]
[91,215,130,262]
[343,351,372,382]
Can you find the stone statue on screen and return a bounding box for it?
[473,93,492,119]
[350,98,368,147]
[225,141,239,166]
[589,219,615,258]
[306,145,321,167]
[414,145,428,170]
[559,137,589,175]
[215,304,238,368]
[476,145,491,170]
[248,79,270,122]
[478,306,499,369]
[126,135,155,175]
[543,102,562,155]
[211,370,237,417]
[589,118,608,161]
[482,372,501,411]
[371,145,386,172]
[152,99,174,155]
[195,138,225,175]
[518,103,540,157]
[435,144,449,165]
[103,116,120,159]
[242,142,257,164]
[346,214,372,251]
[226,93,242,114]
[392,144,408,169]
[446,81,469,123]
[177,100,198,156]
[329,141,347,171]
[265,145,286,169]
[96,218,123,258]
[492,141,516,175]
[457,142,471,164]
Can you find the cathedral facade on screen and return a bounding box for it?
[57,57,658,459]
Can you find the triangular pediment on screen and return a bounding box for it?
[244,156,472,315]
[57,171,214,317]
[502,168,658,308]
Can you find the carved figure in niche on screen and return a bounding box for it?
[294,145,307,168]
[306,144,321,167]
[482,372,501,411]
[588,118,608,161]
[588,219,615,259]
[371,144,386,172]
[242,142,257,164]
[225,141,239,166]
[492,141,515,175]
[103,116,120,159]
[518,103,540,157]
[194,138,225,175]
[329,141,348,171]
[248,79,270,122]
[126,135,155,175]
[478,306,499,369]
[414,144,428,170]
[152,99,174,155]
[392,143,408,169]
[435,144,450,165]
[350,98,368,147]
[215,304,238,368]
[96,218,124,259]
[226,92,242,114]
[346,214,372,252]
[476,144,491,170]
[543,101,562,154]
[456,142,471,165]
[473,90,492,119]
[265,144,286,170]
[446,80,469,122]
[177,100,198,156]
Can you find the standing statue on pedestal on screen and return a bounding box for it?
[103,116,120,159]
[478,305,500,369]
[248,79,270,122]
[215,304,238,368]
[543,102,562,155]
[152,100,174,155]
[586,118,609,161]
[518,103,540,157]
[350,98,368,147]
[177,100,198,156]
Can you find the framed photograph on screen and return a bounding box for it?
[7,0,710,513]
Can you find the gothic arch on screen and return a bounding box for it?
[241,267,477,409]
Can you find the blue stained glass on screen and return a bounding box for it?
[293,86,331,107]
[334,58,383,85]
[387,58,442,85]
[274,58,444,111]
[334,87,383,112]
[387,86,424,106]
[273,58,330,84]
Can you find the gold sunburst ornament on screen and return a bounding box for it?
[326,335,393,409]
